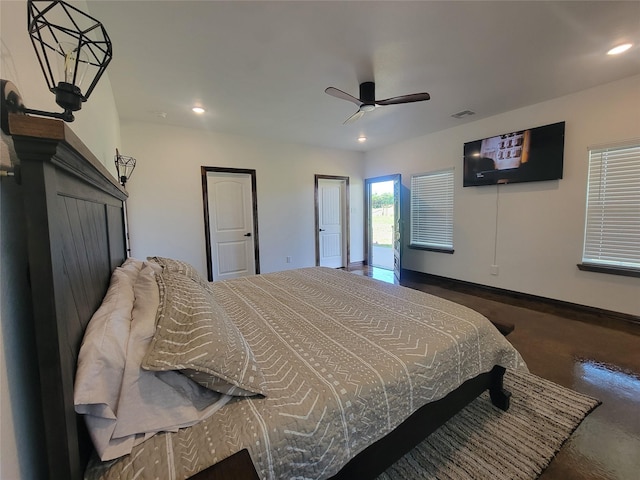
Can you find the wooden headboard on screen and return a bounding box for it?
[8,113,127,480]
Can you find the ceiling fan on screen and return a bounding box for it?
[325,81,430,124]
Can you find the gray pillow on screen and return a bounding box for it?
[142,270,266,397]
[147,256,210,290]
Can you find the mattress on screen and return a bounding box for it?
[84,266,525,480]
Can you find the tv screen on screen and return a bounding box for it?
[463,121,565,187]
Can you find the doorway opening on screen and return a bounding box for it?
[365,174,401,280]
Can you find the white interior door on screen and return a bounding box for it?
[318,178,346,268]
[207,171,256,280]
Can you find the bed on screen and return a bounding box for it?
[7,113,523,480]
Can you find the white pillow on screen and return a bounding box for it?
[74,259,143,453]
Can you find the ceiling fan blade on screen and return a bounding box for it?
[343,109,365,125]
[325,87,362,106]
[376,92,431,105]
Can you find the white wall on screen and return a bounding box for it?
[1,2,121,478]
[121,122,365,276]
[365,75,640,317]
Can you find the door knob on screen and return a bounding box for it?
[319,228,325,232]
[244,232,252,237]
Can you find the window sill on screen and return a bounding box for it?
[577,263,640,278]
[408,244,454,254]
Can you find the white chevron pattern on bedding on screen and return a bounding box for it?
[142,269,267,396]
[86,267,526,480]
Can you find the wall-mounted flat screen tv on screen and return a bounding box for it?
[463,121,565,187]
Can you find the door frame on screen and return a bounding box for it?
[314,174,350,267]
[201,166,260,281]
[364,174,401,271]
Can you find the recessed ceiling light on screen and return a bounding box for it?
[192,106,205,114]
[607,43,632,55]
[358,136,367,143]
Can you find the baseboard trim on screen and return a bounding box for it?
[401,269,640,336]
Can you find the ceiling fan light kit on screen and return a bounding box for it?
[325,81,430,124]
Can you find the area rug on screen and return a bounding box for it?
[378,369,601,480]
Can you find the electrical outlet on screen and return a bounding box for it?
[286,256,292,264]
[490,265,499,276]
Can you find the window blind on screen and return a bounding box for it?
[410,168,454,251]
[582,142,640,271]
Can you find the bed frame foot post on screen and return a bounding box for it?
[489,366,511,411]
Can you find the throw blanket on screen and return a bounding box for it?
[86,267,526,480]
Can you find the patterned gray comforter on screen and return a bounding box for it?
[86,267,525,480]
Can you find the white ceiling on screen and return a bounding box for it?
[87,1,640,152]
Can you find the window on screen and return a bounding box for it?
[580,141,640,277]
[409,168,454,253]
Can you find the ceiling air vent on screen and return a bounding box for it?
[451,110,476,119]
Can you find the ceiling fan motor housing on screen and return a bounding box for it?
[360,81,376,105]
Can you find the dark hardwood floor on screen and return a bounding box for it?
[348,265,640,480]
